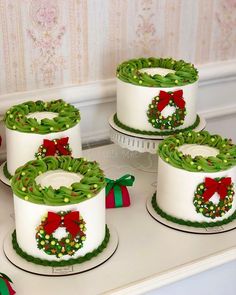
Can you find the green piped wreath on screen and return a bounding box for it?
[12,226,110,267]
[117,57,198,87]
[11,156,106,206]
[147,94,186,130]
[193,178,234,219]
[4,99,80,134]
[36,211,86,258]
[158,131,236,172]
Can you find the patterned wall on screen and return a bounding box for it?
[0,0,236,95]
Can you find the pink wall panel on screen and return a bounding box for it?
[0,0,236,94]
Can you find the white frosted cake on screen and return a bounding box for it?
[115,57,199,136]
[154,131,236,226]
[11,156,109,266]
[4,100,82,178]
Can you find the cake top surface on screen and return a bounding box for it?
[116,57,198,88]
[4,99,80,134]
[11,156,106,205]
[158,131,236,172]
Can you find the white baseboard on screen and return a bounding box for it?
[0,59,236,161]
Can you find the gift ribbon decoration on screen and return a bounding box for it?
[157,90,185,112]
[43,137,70,156]
[44,211,81,238]
[0,273,15,295]
[203,177,232,202]
[105,174,135,208]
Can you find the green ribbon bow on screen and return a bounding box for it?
[105,174,135,207]
[0,273,13,295]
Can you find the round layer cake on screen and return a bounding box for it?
[11,156,108,266]
[154,131,236,226]
[4,99,82,178]
[116,57,199,135]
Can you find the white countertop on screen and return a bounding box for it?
[0,143,236,295]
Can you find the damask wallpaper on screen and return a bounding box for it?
[0,0,236,95]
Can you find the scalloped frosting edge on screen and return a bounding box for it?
[12,225,110,267]
[113,113,200,136]
[3,162,12,180]
[151,193,236,228]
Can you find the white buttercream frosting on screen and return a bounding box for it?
[156,157,236,223]
[116,78,198,132]
[35,169,83,189]
[26,111,58,122]
[178,144,219,158]
[139,67,176,76]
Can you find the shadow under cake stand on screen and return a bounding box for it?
[109,113,206,172]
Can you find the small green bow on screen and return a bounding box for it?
[105,174,135,207]
[0,273,13,295]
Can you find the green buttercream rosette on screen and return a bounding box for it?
[158,131,236,172]
[4,99,80,134]
[11,156,106,205]
[117,57,198,87]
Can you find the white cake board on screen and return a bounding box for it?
[0,161,11,186]
[3,225,118,276]
[146,195,236,235]
[109,113,206,154]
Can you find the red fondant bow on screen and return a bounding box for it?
[157,90,185,112]
[203,177,232,202]
[44,211,81,238]
[43,137,70,156]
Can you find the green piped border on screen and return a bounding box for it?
[151,193,236,228]
[117,57,198,87]
[3,162,12,180]
[114,113,200,136]
[12,225,110,267]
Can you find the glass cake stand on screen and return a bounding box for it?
[109,113,206,172]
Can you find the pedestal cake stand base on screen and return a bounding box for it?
[4,225,118,276]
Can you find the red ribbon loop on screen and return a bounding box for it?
[44,211,81,238]
[202,177,231,202]
[43,137,70,156]
[157,90,185,112]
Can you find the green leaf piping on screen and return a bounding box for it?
[117,57,198,87]
[4,99,80,134]
[151,193,236,228]
[11,156,106,205]
[158,130,236,172]
[3,162,12,180]
[12,225,110,267]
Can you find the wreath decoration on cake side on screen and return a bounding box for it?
[147,90,186,130]
[36,210,86,258]
[193,177,234,219]
[35,137,72,159]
